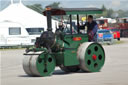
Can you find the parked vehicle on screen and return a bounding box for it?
[0,21,31,47]
[97,29,113,45]
[26,27,44,44]
[117,18,128,37]
[107,27,120,41]
[95,18,108,29]
[0,21,45,47]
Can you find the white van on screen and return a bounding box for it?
[0,20,58,47]
[0,21,31,47]
[25,27,44,44]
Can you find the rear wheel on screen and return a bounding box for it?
[77,42,105,72]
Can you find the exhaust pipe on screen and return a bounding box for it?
[46,6,52,31]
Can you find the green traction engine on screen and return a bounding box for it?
[22,7,105,77]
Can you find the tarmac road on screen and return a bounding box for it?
[1,38,128,85]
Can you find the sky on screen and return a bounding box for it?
[0,0,128,11]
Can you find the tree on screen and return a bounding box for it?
[107,8,114,18]
[116,10,127,18]
[95,6,114,18]
[94,5,107,18]
[48,2,61,8]
[124,11,128,17]
[26,4,44,14]
[101,4,107,11]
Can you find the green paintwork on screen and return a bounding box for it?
[50,34,88,66]
[36,53,56,76]
[66,11,103,15]
[84,43,105,72]
[33,34,89,67]
[25,34,105,76]
[51,52,64,66]
[28,34,105,73]
[51,37,64,52]
[63,34,88,66]
[43,8,103,16]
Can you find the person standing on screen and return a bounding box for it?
[79,15,98,42]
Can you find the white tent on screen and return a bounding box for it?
[0,0,58,46]
[0,1,58,32]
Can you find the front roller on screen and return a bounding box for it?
[22,53,56,77]
[77,42,105,72]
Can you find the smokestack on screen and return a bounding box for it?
[46,6,52,31]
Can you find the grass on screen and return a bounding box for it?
[0,45,33,51]
[115,40,124,44]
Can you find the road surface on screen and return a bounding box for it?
[1,38,128,85]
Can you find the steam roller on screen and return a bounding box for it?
[22,6,105,77]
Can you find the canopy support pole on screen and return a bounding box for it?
[77,14,79,33]
[70,15,72,35]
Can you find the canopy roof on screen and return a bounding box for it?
[43,8,103,16]
[0,2,58,32]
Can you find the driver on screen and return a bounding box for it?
[79,15,98,42]
[58,22,64,31]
